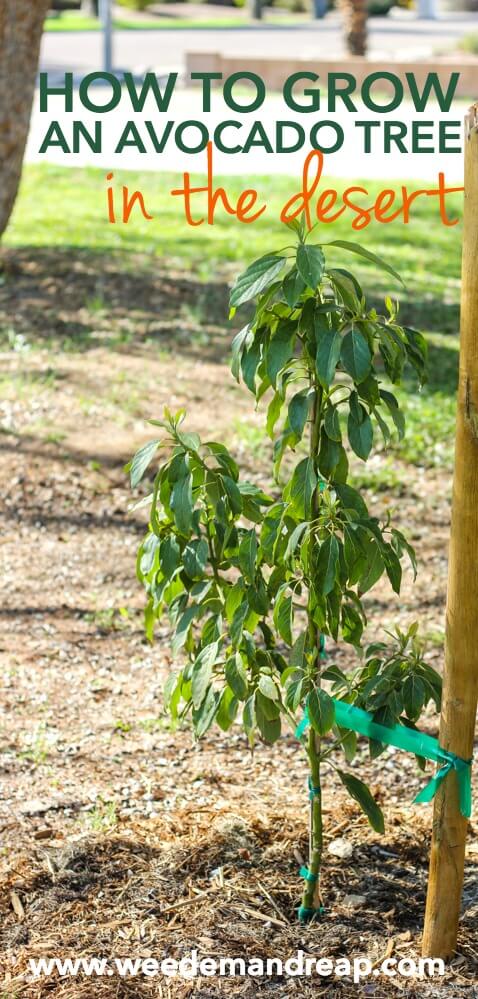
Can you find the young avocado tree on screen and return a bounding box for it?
[130,223,441,920]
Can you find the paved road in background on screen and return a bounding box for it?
[39,12,478,77]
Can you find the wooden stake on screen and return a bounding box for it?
[422,104,478,959]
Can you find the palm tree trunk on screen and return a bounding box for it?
[341,0,368,56]
[0,0,50,240]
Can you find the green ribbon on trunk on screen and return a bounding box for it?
[296,698,472,819]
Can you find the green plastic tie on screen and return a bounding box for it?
[299,865,318,883]
[308,776,321,800]
[297,905,324,923]
[296,699,473,819]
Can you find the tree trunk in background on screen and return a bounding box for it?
[341,0,367,56]
[0,0,50,240]
[83,0,100,15]
[251,0,263,20]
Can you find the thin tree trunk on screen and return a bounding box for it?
[0,0,50,240]
[251,0,263,20]
[340,0,367,56]
[300,366,324,920]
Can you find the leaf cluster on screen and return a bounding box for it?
[130,230,440,832]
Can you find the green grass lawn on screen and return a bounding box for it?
[8,164,462,295]
[45,14,159,30]
[4,163,462,472]
[44,12,302,30]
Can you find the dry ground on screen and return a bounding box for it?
[0,249,477,998]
